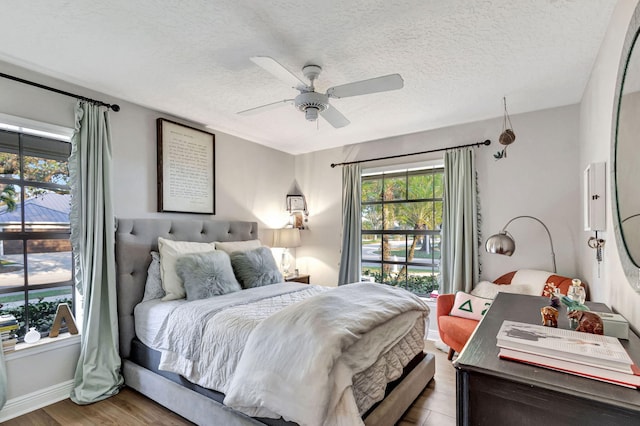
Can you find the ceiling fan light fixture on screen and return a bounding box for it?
[305,107,319,121]
[242,56,404,128]
[295,91,329,112]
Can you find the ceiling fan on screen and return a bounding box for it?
[238,56,404,128]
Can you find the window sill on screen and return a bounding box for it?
[4,332,81,361]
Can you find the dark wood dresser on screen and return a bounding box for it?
[454,293,640,426]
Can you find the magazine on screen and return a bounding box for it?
[496,320,634,373]
[499,348,640,389]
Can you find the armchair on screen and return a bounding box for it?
[436,270,587,360]
[437,294,479,360]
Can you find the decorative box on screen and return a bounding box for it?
[593,311,629,339]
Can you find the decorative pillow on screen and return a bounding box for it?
[215,239,262,255]
[142,251,165,302]
[175,251,241,301]
[158,237,217,300]
[493,270,583,299]
[230,246,283,289]
[449,291,493,321]
[471,280,535,300]
[493,270,550,295]
[542,275,579,297]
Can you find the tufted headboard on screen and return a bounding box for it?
[115,218,259,358]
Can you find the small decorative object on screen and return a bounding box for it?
[49,303,79,338]
[286,194,309,229]
[567,310,604,335]
[494,97,516,160]
[540,306,558,328]
[567,279,586,304]
[24,327,41,344]
[549,288,561,309]
[587,232,606,277]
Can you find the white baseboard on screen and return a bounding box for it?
[0,379,74,422]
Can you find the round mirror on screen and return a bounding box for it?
[613,2,640,291]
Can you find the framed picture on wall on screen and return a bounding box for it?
[157,118,215,214]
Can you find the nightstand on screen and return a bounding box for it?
[285,274,310,284]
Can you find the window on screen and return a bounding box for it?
[0,127,73,340]
[361,164,443,296]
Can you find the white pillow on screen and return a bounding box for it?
[471,281,535,300]
[158,237,217,301]
[450,291,493,321]
[510,269,553,295]
[215,239,262,255]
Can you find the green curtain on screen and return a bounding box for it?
[69,101,123,404]
[0,347,6,409]
[440,147,479,294]
[338,164,362,285]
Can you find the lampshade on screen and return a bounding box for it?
[485,231,516,256]
[272,228,301,249]
[485,215,557,273]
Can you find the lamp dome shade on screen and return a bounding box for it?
[485,232,515,256]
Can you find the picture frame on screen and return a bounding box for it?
[157,118,215,214]
[286,195,306,212]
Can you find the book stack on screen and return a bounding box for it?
[496,320,640,389]
[0,314,19,354]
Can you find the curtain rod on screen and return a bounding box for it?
[330,139,491,168]
[0,71,120,112]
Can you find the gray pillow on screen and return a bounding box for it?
[230,246,283,289]
[175,251,241,301]
[142,251,165,302]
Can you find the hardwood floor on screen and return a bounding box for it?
[397,340,457,426]
[3,340,456,426]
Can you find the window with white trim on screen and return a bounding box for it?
[0,122,74,342]
[361,163,444,296]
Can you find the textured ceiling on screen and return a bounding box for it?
[0,0,618,154]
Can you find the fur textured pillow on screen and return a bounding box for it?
[230,246,283,289]
[158,237,217,300]
[175,251,241,301]
[142,251,165,302]
[449,291,493,321]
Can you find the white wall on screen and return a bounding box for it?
[296,105,581,286]
[0,61,294,408]
[579,0,640,329]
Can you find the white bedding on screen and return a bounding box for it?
[223,283,427,425]
[136,282,428,426]
[134,298,185,347]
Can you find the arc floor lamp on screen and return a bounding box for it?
[485,215,557,273]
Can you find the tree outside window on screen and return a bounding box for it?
[0,128,74,340]
[361,166,443,296]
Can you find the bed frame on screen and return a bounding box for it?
[115,218,435,426]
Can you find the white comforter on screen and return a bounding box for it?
[153,282,325,389]
[151,282,428,426]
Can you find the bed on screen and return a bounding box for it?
[115,218,435,426]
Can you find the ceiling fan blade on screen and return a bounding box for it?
[237,99,293,116]
[320,104,350,128]
[326,73,404,99]
[250,56,308,90]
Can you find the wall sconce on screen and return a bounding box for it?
[485,215,557,273]
[272,228,302,277]
[286,194,309,229]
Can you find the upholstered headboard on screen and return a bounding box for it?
[115,218,259,358]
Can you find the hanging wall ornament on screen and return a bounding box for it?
[495,97,516,160]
